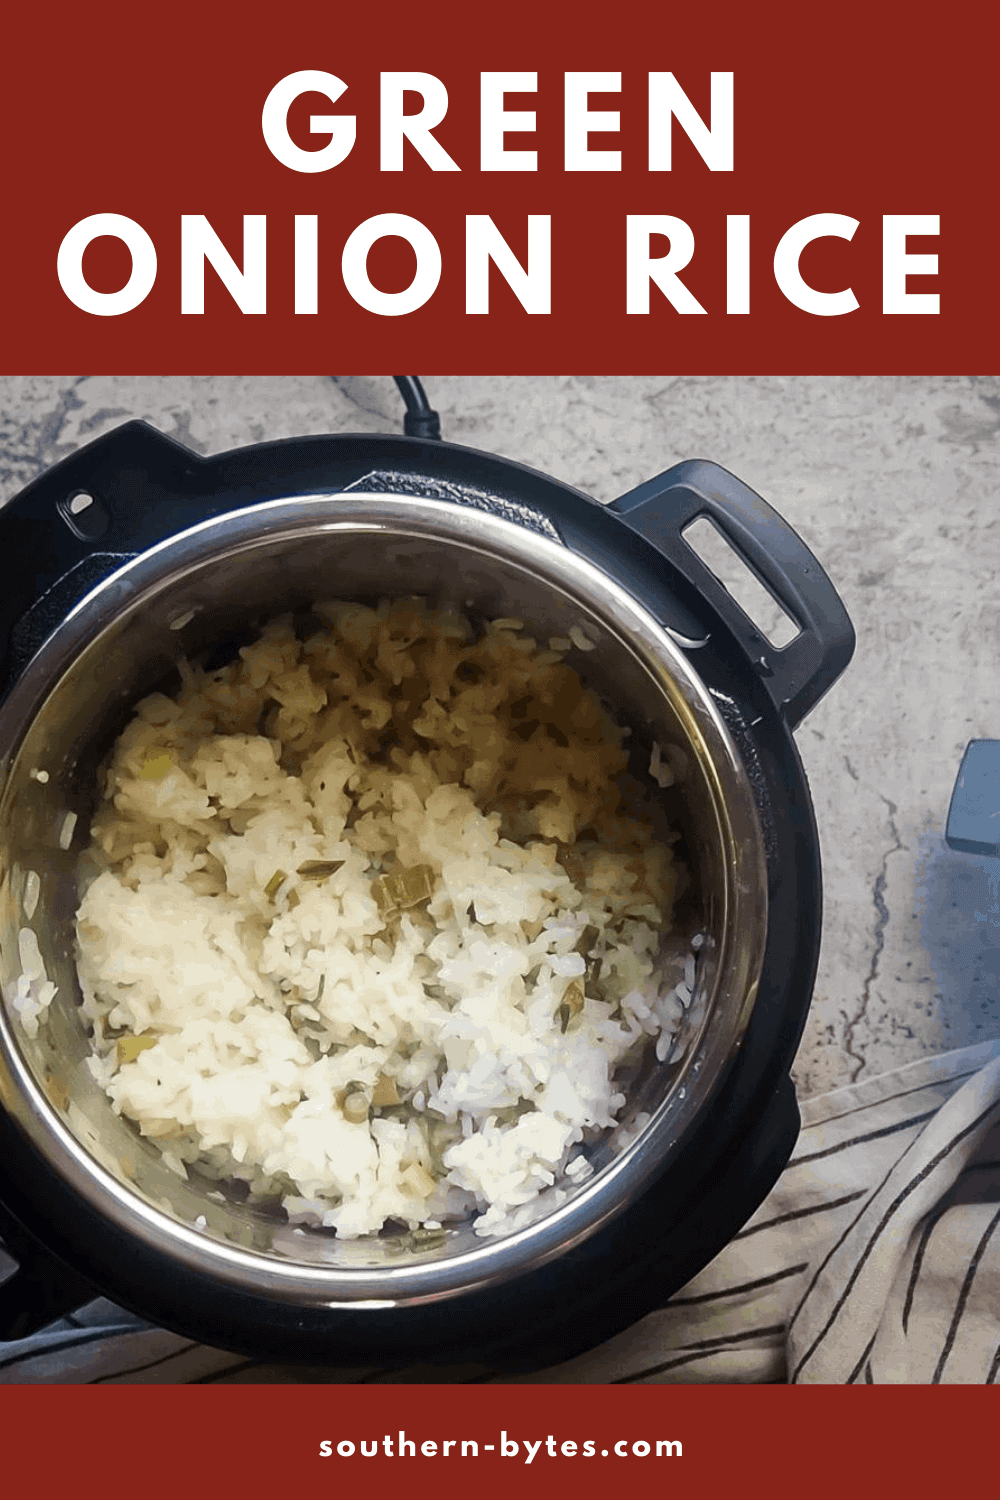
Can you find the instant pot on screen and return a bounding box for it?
[0,391,854,1371]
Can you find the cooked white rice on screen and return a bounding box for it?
[72,600,691,1239]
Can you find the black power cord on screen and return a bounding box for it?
[393,376,442,441]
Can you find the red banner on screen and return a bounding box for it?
[3,0,994,373]
[2,1383,995,1493]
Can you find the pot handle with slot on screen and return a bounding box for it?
[0,421,212,696]
[609,460,855,729]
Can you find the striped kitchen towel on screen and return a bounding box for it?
[2,1037,1000,1384]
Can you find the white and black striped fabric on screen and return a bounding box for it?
[2,1038,1000,1384]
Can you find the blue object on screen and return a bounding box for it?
[946,740,1000,856]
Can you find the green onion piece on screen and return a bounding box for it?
[296,859,346,880]
[117,1035,158,1065]
[137,748,173,781]
[575,924,600,956]
[342,1089,370,1124]
[410,1227,448,1249]
[264,869,288,899]
[372,863,435,914]
[372,1073,400,1107]
[563,980,585,1016]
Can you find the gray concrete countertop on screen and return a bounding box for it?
[2,374,997,1098]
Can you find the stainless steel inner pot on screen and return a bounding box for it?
[0,493,767,1307]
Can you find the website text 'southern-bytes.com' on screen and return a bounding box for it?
[319,1432,682,1463]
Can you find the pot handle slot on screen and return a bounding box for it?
[0,421,208,699]
[609,459,855,729]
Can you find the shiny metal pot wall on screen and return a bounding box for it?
[0,494,768,1309]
